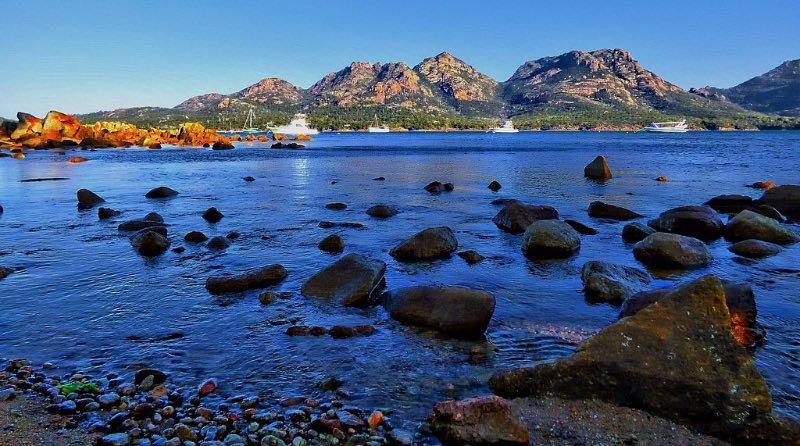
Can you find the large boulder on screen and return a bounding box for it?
[622,222,656,243]
[647,205,724,241]
[580,261,651,305]
[10,112,43,141]
[588,201,643,221]
[729,239,782,258]
[41,111,82,141]
[704,194,753,214]
[492,202,559,234]
[381,286,495,339]
[620,282,765,348]
[301,253,386,306]
[633,232,712,269]
[429,396,529,445]
[584,156,612,179]
[77,188,105,209]
[489,276,774,441]
[724,210,799,245]
[129,230,170,257]
[205,264,288,294]
[390,227,458,261]
[521,220,580,259]
[757,185,800,221]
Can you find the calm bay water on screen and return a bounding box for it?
[0,131,798,427]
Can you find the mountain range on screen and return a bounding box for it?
[76,49,800,130]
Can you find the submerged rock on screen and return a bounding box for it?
[318,234,345,253]
[205,264,288,294]
[521,220,580,259]
[647,205,724,241]
[0,266,12,280]
[633,232,712,269]
[390,227,458,261]
[301,253,386,306]
[588,201,643,220]
[729,239,782,258]
[488,180,502,192]
[202,206,224,223]
[98,207,120,220]
[184,231,208,243]
[325,202,347,210]
[206,236,231,250]
[118,219,164,232]
[425,181,454,193]
[145,186,178,199]
[457,250,485,265]
[211,141,234,150]
[564,219,597,235]
[429,396,529,445]
[129,230,170,257]
[580,261,651,305]
[492,202,559,234]
[382,286,495,338]
[584,156,612,179]
[724,209,799,245]
[489,276,773,442]
[77,188,104,209]
[622,222,656,243]
[366,204,399,218]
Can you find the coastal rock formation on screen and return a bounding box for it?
[77,189,105,209]
[724,210,800,244]
[522,220,581,259]
[622,222,656,243]
[757,185,800,221]
[588,201,643,220]
[205,264,288,294]
[382,286,496,338]
[489,276,775,442]
[429,396,529,445]
[647,205,724,241]
[492,202,559,234]
[301,253,386,306]
[580,261,651,305]
[390,227,458,261]
[633,232,712,269]
[729,239,782,258]
[584,156,612,179]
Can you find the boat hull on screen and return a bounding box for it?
[644,128,688,133]
[489,129,519,133]
[368,127,390,133]
[272,127,319,136]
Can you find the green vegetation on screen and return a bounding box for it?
[57,381,100,395]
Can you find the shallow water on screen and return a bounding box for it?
[1,131,799,428]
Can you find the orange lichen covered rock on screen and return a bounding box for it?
[273,133,290,141]
[295,134,313,141]
[68,157,90,164]
[42,111,82,141]
[10,112,43,140]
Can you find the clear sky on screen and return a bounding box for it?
[1,0,798,118]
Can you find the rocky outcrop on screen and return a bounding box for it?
[205,265,288,294]
[301,253,386,306]
[647,205,724,241]
[521,220,581,259]
[489,276,777,443]
[492,202,559,234]
[580,261,651,305]
[633,232,712,269]
[724,210,799,244]
[584,156,612,179]
[588,201,643,220]
[429,396,529,445]
[382,286,495,338]
[390,227,458,261]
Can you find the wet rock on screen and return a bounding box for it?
[655,175,668,182]
[211,141,234,150]
[135,368,167,385]
[171,246,185,253]
[724,209,799,244]
[633,232,712,269]
[145,186,178,199]
[198,378,218,396]
[205,264,288,294]
[386,429,414,446]
[457,250,485,265]
[749,181,776,190]
[622,222,656,243]
[225,231,240,240]
[329,325,357,339]
[488,180,502,192]
[319,221,365,229]
[0,388,16,401]
[729,239,782,258]
[580,261,652,305]
[258,291,284,305]
[373,176,386,181]
[77,188,104,209]
[129,230,170,256]
[382,286,495,339]
[68,156,90,164]
[430,396,529,445]
[757,184,800,220]
[588,201,643,220]
[489,276,773,441]
[202,207,224,223]
[98,433,129,446]
[0,266,12,280]
[366,204,398,218]
[425,181,454,193]
[184,231,208,243]
[47,400,77,414]
[301,253,386,306]
[490,198,520,206]
[492,202,559,234]
[521,220,580,259]
[564,219,597,235]
[390,227,458,261]
[243,176,255,182]
[325,202,347,210]
[143,212,163,222]
[206,236,231,250]
[647,205,724,241]
[704,194,753,214]
[318,234,344,253]
[98,207,120,219]
[752,204,786,222]
[584,156,612,180]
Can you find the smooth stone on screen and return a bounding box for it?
[98,207,120,219]
[318,221,364,229]
[206,236,231,250]
[211,141,234,150]
[492,202,559,234]
[366,204,399,218]
[488,180,502,192]
[521,220,581,259]
[429,396,529,445]
[757,184,800,220]
[724,209,799,244]
[580,261,652,305]
[622,222,656,243]
[98,433,130,446]
[704,194,753,214]
[301,253,386,306]
[382,286,496,338]
[318,234,345,253]
[390,227,458,261]
[564,219,597,235]
[752,204,786,222]
[202,207,224,223]
[145,186,178,199]
[118,219,164,231]
[184,231,208,243]
[0,266,12,280]
[129,230,170,257]
[143,212,163,222]
[588,201,643,220]
[633,232,712,269]
[77,188,105,209]
[205,264,288,294]
[457,250,485,265]
[729,239,782,258]
[243,176,255,182]
[647,205,724,241]
[424,181,454,193]
[325,202,347,210]
[584,155,612,179]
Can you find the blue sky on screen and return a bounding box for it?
[1,0,798,118]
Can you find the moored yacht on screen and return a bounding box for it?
[488,119,519,133]
[367,115,390,133]
[644,119,689,133]
[241,108,260,133]
[271,114,320,136]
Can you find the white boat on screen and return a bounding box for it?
[241,108,260,134]
[271,113,319,136]
[488,119,519,133]
[367,116,390,133]
[644,119,689,133]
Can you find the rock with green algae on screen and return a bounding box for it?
[489,275,800,444]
